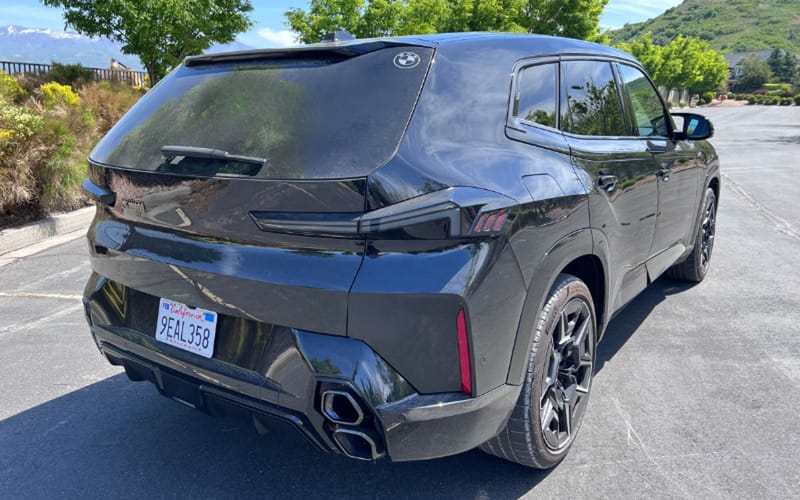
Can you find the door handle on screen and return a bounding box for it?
[597,174,619,192]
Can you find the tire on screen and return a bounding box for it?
[480,274,596,469]
[666,187,717,282]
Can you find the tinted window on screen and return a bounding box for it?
[560,61,625,137]
[514,63,557,128]
[617,64,668,137]
[90,46,434,179]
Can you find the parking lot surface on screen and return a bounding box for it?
[1,106,798,499]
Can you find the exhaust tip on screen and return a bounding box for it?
[332,429,384,461]
[321,389,364,426]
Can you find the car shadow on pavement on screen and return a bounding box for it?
[0,373,551,499]
[595,276,695,374]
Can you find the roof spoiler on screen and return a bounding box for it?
[185,40,431,67]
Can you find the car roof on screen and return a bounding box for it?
[185,32,636,67]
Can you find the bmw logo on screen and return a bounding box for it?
[393,51,421,69]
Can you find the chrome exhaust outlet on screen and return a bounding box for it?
[321,389,364,426]
[332,429,384,461]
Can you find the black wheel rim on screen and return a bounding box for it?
[700,196,716,270]
[540,297,594,451]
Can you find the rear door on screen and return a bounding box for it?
[560,59,659,309]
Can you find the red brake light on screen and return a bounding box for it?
[470,209,509,235]
[456,309,472,395]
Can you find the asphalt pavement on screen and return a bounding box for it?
[0,106,798,499]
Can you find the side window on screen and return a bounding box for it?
[617,64,669,137]
[513,63,558,129]
[560,61,626,137]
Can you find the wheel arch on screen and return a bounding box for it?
[708,176,720,202]
[505,228,609,386]
[686,174,720,255]
[561,254,606,337]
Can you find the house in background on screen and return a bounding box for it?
[723,50,772,83]
[109,57,145,87]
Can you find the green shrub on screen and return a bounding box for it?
[46,62,94,88]
[794,94,800,105]
[763,83,791,91]
[746,95,756,104]
[36,121,85,212]
[726,92,735,100]
[78,81,144,134]
[763,83,793,97]
[702,91,715,104]
[780,97,792,106]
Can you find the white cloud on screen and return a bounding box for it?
[256,28,298,48]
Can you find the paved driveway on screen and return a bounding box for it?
[1,106,798,499]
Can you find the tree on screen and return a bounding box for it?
[285,0,609,44]
[658,35,728,96]
[767,48,797,84]
[734,56,772,92]
[41,0,254,84]
[517,0,608,41]
[617,33,728,96]
[615,33,664,80]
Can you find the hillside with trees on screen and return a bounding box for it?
[610,0,800,54]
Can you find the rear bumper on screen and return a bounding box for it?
[85,282,520,462]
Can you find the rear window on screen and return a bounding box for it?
[514,63,558,128]
[90,46,433,179]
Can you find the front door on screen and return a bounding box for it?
[615,63,701,276]
[560,60,659,309]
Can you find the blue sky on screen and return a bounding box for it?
[1,0,683,47]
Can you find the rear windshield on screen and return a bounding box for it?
[90,46,433,179]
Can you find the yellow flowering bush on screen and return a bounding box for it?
[0,105,45,142]
[0,71,26,104]
[0,73,140,216]
[41,82,80,110]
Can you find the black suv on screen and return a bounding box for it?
[82,33,719,469]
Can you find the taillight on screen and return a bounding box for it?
[456,309,472,395]
[250,187,516,239]
[469,208,509,235]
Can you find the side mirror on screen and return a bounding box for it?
[671,112,714,140]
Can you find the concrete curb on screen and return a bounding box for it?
[0,206,95,256]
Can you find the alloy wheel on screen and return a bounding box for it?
[700,196,716,270]
[540,297,595,451]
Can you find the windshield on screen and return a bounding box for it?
[90,46,433,179]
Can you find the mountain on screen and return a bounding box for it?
[609,0,800,54]
[0,25,253,71]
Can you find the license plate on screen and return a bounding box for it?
[155,298,218,358]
